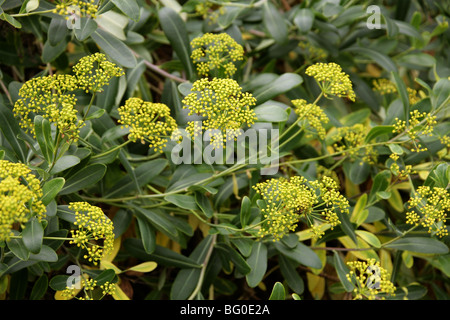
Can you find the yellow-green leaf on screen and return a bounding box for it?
[356,230,381,248]
[100,260,122,274]
[126,262,158,273]
[338,236,379,261]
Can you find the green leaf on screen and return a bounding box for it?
[274,242,322,269]
[111,0,140,21]
[93,269,116,286]
[240,196,252,228]
[123,239,200,268]
[28,245,58,262]
[294,8,315,33]
[364,125,394,143]
[368,170,391,204]
[74,17,98,41]
[269,282,285,300]
[333,251,354,292]
[431,78,450,110]
[194,192,214,218]
[215,243,251,275]
[164,194,199,211]
[50,155,80,174]
[30,274,48,300]
[48,18,68,46]
[42,37,68,63]
[254,104,289,123]
[136,215,156,254]
[132,206,178,239]
[245,241,268,288]
[0,13,22,28]
[7,238,30,261]
[170,235,214,299]
[397,53,436,68]
[105,159,167,198]
[230,238,253,258]
[263,1,288,44]
[253,73,303,105]
[49,275,70,291]
[158,7,195,81]
[59,164,106,195]
[91,29,137,68]
[34,115,54,163]
[344,46,397,73]
[218,6,244,29]
[0,102,27,163]
[392,71,410,121]
[41,178,64,206]
[279,254,304,294]
[349,161,370,185]
[383,237,449,254]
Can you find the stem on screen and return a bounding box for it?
[132,50,187,83]
[91,140,132,159]
[187,233,217,300]
[82,93,97,122]
[11,9,55,17]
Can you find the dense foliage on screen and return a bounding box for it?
[0,0,449,301]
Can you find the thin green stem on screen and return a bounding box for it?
[11,9,55,17]
[91,140,132,159]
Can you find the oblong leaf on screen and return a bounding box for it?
[383,237,449,254]
[91,29,137,68]
[158,7,195,81]
[22,218,44,254]
[59,164,106,195]
[41,178,65,206]
[245,241,267,288]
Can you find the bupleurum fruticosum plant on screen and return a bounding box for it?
[346,259,396,300]
[253,175,349,240]
[118,97,178,153]
[68,202,115,265]
[13,53,123,143]
[0,160,46,241]
[182,77,257,149]
[406,186,449,238]
[191,33,244,78]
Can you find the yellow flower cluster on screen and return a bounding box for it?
[191,33,244,77]
[305,63,356,101]
[291,99,329,139]
[73,53,124,93]
[14,54,122,142]
[68,202,115,265]
[373,79,421,105]
[346,259,396,300]
[393,110,437,152]
[298,42,327,61]
[0,160,46,241]
[253,175,348,240]
[331,124,377,164]
[14,74,82,141]
[53,0,98,19]
[406,186,449,237]
[182,78,257,149]
[195,1,225,24]
[62,278,116,300]
[118,98,178,153]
